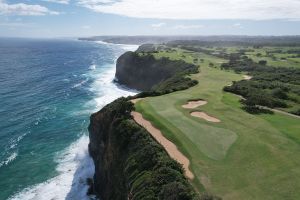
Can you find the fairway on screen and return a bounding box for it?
[135,50,300,200]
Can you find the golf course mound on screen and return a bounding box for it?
[191,111,221,123]
[182,99,207,109]
[131,111,194,180]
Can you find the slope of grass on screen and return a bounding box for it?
[134,49,300,200]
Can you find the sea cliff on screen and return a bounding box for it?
[115,51,198,91]
[88,49,212,200]
[88,98,197,200]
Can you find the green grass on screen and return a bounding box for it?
[243,47,300,68]
[134,49,300,200]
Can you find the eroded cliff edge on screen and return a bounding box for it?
[88,98,198,200]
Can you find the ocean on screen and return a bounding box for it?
[0,38,137,200]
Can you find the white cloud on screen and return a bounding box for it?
[151,22,166,29]
[173,24,205,29]
[77,0,300,20]
[0,1,59,16]
[42,0,70,4]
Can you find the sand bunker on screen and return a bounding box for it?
[191,112,221,123]
[243,75,252,80]
[182,100,207,109]
[131,111,194,179]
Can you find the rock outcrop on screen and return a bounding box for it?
[115,51,198,91]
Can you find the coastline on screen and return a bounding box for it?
[8,41,139,200]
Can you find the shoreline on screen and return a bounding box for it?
[7,40,139,200]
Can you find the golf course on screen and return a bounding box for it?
[134,47,300,200]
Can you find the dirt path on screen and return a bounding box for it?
[259,106,300,119]
[182,100,207,109]
[131,111,194,179]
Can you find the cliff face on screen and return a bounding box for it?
[115,51,198,91]
[88,98,197,200]
[88,98,132,200]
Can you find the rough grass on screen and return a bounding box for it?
[134,49,300,200]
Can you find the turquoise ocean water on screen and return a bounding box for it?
[0,38,137,200]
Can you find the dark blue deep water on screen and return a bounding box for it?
[0,38,137,200]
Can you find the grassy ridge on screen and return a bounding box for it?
[134,47,300,200]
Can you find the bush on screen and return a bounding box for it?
[272,88,288,99]
[258,60,267,65]
[222,54,300,114]
[291,109,300,116]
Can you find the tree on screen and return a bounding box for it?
[258,60,267,65]
[272,88,288,99]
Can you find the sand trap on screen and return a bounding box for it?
[191,112,221,123]
[182,100,207,109]
[131,111,194,180]
[243,75,252,80]
[130,98,143,104]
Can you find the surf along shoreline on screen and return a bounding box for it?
[7,41,139,200]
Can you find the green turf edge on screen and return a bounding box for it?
[135,100,206,193]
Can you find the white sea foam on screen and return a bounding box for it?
[0,132,29,168]
[72,78,89,89]
[88,63,138,111]
[9,132,28,150]
[89,64,96,70]
[8,136,93,200]
[96,40,138,52]
[0,152,18,168]
[8,42,139,200]
[117,43,140,51]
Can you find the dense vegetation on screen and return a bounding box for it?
[221,53,300,114]
[116,51,198,92]
[89,98,219,200]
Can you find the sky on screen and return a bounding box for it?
[0,0,300,37]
